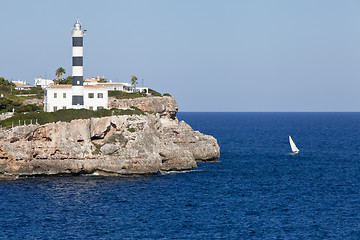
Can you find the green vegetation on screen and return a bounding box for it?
[0,77,43,113]
[108,91,148,99]
[128,127,136,133]
[131,75,138,92]
[163,93,172,97]
[99,77,107,83]
[54,76,72,85]
[0,77,16,92]
[0,108,145,128]
[55,67,66,80]
[54,67,73,84]
[91,142,102,155]
[148,89,163,97]
[0,98,40,113]
[108,88,167,99]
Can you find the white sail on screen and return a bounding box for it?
[289,136,299,153]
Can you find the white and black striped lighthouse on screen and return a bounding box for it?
[71,19,85,106]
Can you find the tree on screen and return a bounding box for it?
[99,77,107,83]
[131,75,138,93]
[54,76,72,85]
[0,77,15,93]
[55,67,66,80]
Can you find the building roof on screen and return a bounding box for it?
[47,84,107,90]
[97,83,125,86]
[84,78,100,83]
[47,84,72,88]
[13,82,32,88]
[85,85,107,89]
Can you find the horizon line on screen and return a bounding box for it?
[177,111,360,113]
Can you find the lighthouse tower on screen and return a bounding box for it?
[71,19,85,107]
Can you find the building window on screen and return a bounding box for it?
[98,93,103,98]
[88,93,94,98]
[97,106,103,110]
[89,106,93,110]
[63,106,66,110]
[54,93,57,98]
[53,106,57,112]
[63,93,66,98]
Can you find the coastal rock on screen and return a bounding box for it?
[161,121,220,161]
[108,96,178,119]
[0,113,219,177]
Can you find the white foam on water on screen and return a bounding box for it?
[81,172,101,177]
[159,169,201,175]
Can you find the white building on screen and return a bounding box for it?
[35,78,54,89]
[96,82,148,93]
[12,80,33,90]
[97,83,129,91]
[44,85,108,112]
[136,87,149,94]
[84,76,149,94]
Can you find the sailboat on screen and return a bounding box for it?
[289,136,300,154]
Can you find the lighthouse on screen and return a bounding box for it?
[43,19,108,112]
[71,19,85,106]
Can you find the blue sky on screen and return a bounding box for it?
[1,0,360,111]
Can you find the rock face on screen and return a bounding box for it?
[23,98,43,106]
[0,114,220,177]
[109,96,178,119]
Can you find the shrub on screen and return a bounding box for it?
[108,91,147,99]
[0,77,16,93]
[0,108,145,128]
[148,89,162,97]
[91,142,102,155]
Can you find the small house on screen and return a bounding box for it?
[12,80,33,90]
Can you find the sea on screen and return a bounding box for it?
[1,112,360,239]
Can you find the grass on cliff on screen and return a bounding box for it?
[0,107,145,128]
[109,91,148,99]
[108,89,170,99]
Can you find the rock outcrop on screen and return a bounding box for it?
[0,113,220,177]
[23,98,43,106]
[109,96,178,119]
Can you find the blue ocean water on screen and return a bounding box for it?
[1,113,360,239]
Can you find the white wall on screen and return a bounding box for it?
[84,88,108,110]
[44,87,109,112]
[97,84,125,91]
[44,88,73,112]
[35,78,54,89]
[137,87,149,93]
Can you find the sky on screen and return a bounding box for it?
[1,0,360,112]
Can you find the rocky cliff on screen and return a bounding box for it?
[109,96,178,119]
[0,112,220,178]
